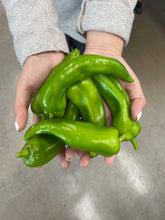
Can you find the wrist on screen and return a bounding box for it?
[85,31,124,56]
[25,51,65,69]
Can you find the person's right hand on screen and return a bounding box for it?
[14,51,76,168]
[14,51,92,169]
[14,51,65,132]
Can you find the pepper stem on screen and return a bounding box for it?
[16,149,29,158]
[119,134,126,142]
[131,138,139,150]
[89,151,98,158]
[49,113,54,119]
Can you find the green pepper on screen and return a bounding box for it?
[107,75,130,105]
[49,48,80,77]
[67,78,105,126]
[16,101,79,167]
[24,119,122,157]
[31,52,134,119]
[66,77,105,157]
[92,74,141,150]
[16,135,64,167]
[31,49,81,119]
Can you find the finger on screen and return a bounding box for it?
[102,98,112,126]
[14,79,32,132]
[76,150,91,168]
[131,98,146,121]
[104,155,115,166]
[58,147,70,169]
[33,114,42,124]
[118,60,146,121]
[125,78,146,121]
[65,146,76,162]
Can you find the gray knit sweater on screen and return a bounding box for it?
[2,0,137,66]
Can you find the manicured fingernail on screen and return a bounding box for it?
[15,119,19,131]
[137,111,142,121]
[65,144,68,149]
[65,156,72,162]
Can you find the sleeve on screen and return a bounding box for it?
[1,0,69,66]
[77,0,137,46]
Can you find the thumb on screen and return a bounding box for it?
[124,78,146,121]
[131,98,146,121]
[14,78,32,132]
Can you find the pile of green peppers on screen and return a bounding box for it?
[17,49,141,167]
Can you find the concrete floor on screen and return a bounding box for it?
[0,2,165,220]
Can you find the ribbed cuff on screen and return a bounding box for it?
[77,1,135,46]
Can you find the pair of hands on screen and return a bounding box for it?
[14,32,146,168]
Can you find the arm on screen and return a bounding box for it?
[2,0,73,168]
[77,0,137,47]
[1,1,68,134]
[2,0,69,66]
[2,0,69,130]
[64,1,146,167]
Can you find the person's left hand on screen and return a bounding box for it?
[61,31,146,168]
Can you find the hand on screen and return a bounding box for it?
[14,51,65,131]
[14,51,92,169]
[64,31,146,168]
[14,51,75,168]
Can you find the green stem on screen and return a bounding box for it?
[119,134,126,142]
[131,138,139,150]
[89,151,98,158]
[49,113,54,119]
[16,149,29,158]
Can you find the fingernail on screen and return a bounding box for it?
[65,156,72,162]
[15,119,19,131]
[65,144,68,149]
[80,161,88,168]
[136,111,142,121]
[80,160,84,167]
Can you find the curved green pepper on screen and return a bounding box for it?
[16,101,79,167]
[92,74,141,150]
[67,77,106,157]
[67,78,105,126]
[31,49,81,119]
[16,135,64,167]
[31,52,134,119]
[24,120,121,157]
[107,75,130,105]
[49,48,80,77]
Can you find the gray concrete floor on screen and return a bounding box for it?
[0,2,165,220]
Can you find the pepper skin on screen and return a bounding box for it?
[67,77,106,157]
[92,74,141,150]
[16,101,79,167]
[67,78,105,126]
[49,48,80,77]
[31,52,134,119]
[107,75,130,105]
[16,135,64,167]
[24,120,120,157]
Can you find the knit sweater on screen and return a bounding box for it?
[2,0,137,66]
